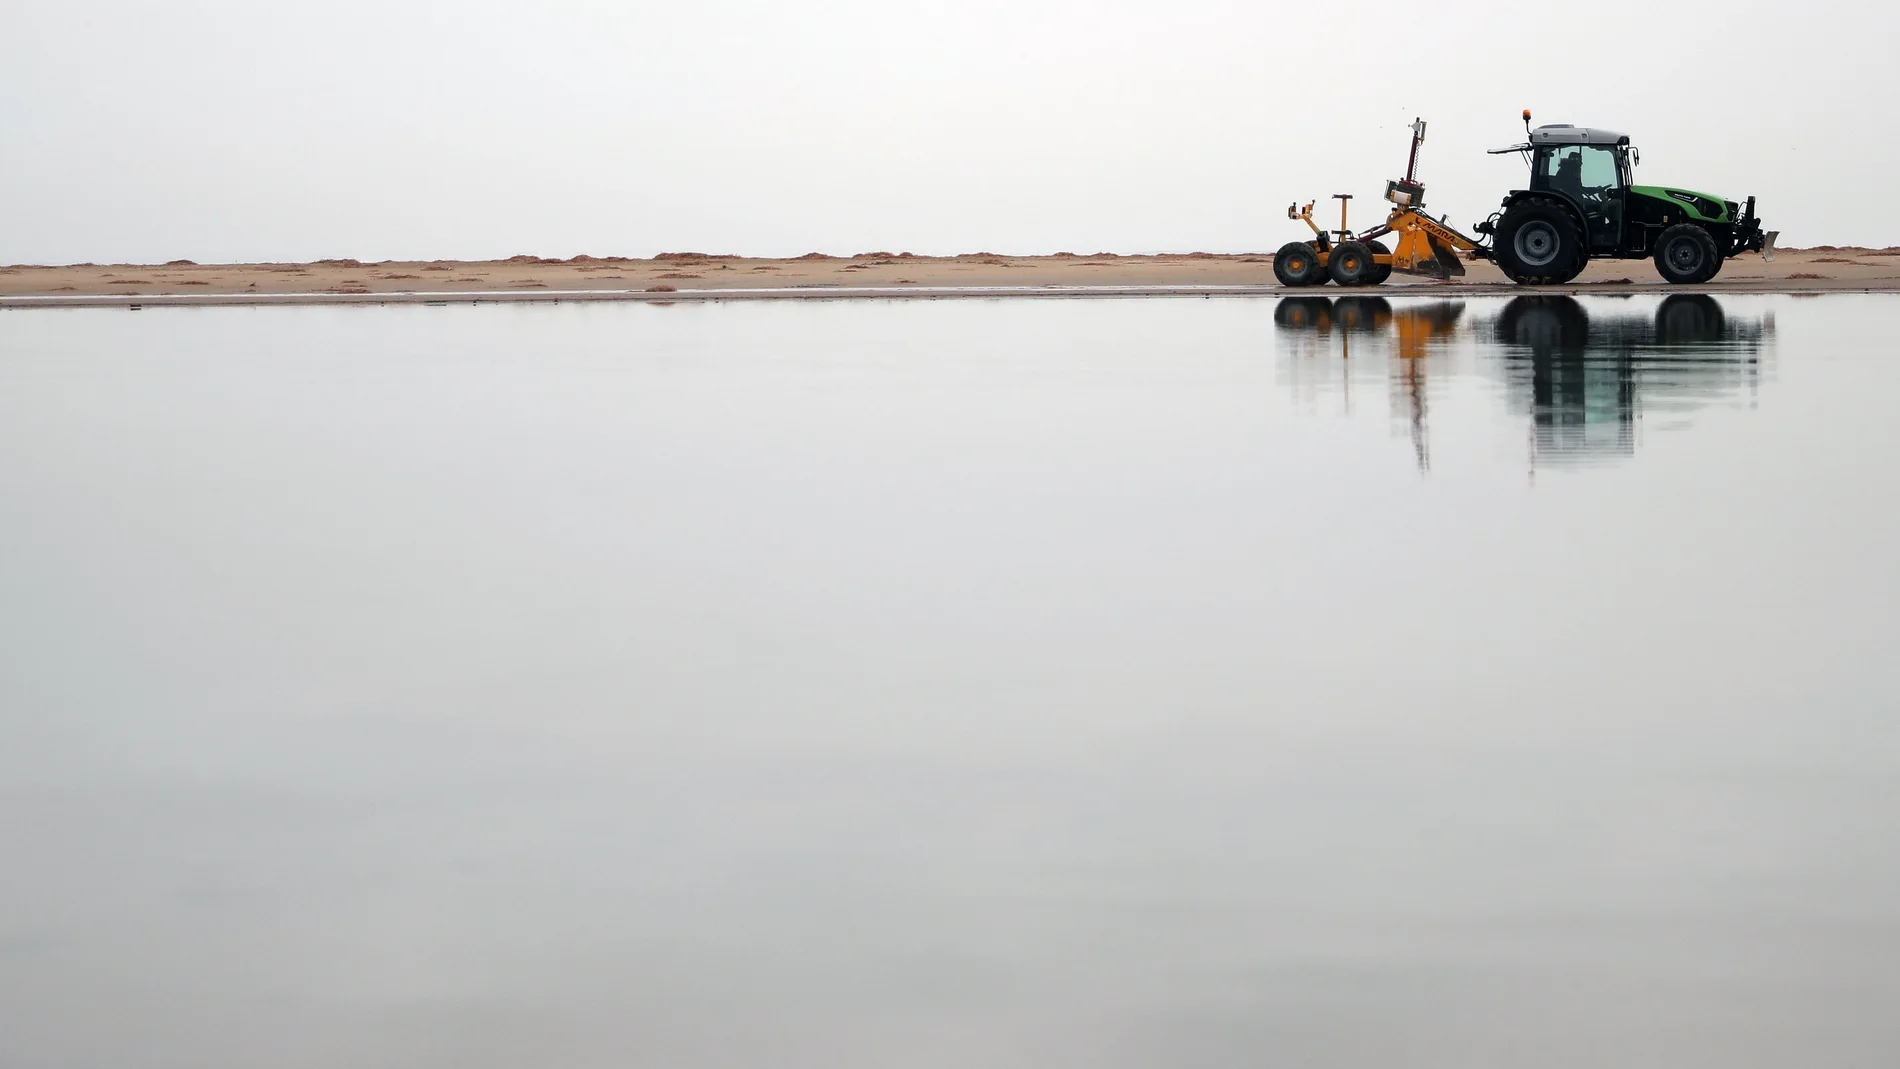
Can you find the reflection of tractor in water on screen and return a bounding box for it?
[1491,294,1769,462]
[1270,293,1771,469]
[1274,113,1775,288]
[1495,293,1767,353]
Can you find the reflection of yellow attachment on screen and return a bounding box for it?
[1270,298,1464,471]
[1391,304,1460,361]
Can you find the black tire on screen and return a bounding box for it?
[1654,223,1719,284]
[1495,199,1586,285]
[1273,242,1325,287]
[1328,241,1375,286]
[1365,239,1393,284]
[1700,250,1725,283]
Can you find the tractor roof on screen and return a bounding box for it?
[1530,124,1631,147]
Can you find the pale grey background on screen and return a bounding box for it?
[2,0,1889,264]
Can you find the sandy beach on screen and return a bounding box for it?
[3,248,1898,306]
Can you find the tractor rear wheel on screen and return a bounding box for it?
[1328,241,1376,286]
[1496,199,1585,284]
[1274,242,1326,287]
[1365,239,1393,285]
[1654,224,1719,284]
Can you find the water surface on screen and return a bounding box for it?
[2,294,1897,1068]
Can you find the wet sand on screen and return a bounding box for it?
[3,248,1897,306]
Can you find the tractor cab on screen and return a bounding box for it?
[1521,125,1635,252]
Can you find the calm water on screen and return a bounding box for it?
[2,294,1897,1068]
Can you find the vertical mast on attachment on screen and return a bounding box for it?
[1405,118,1426,185]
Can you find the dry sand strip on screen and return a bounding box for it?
[3,249,1897,307]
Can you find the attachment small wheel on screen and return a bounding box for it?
[1327,241,1375,286]
[1364,239,1393,285]
[1273,242,1326,287]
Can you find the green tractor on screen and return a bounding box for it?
[1473,111,1776,284]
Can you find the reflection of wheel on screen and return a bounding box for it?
[1654,224,1719,284]
[1365,239,1393,285]
[1496,199,1585,284]
[1333,296,1392,333]
[1495,295,1589,357]
[1328,241,1375,286]
[1273,242,1326,287]
[1655,294,1725,345]
[1273,296,1333,331]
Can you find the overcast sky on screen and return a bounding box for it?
[4,0,1892,264]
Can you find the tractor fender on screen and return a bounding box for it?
[1499,190,1589,237]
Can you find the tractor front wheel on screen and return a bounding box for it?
[1654,224,1720,284]
[1496,200,1585,285]
[1274,242,1326,287]
[1365,239,1393,285]
[1328,241,1376,286]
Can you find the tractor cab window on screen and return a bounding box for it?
[1541,145,1623,195]
[1537,144,1626,250]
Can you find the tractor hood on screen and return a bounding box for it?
[1631,185,1733,223]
